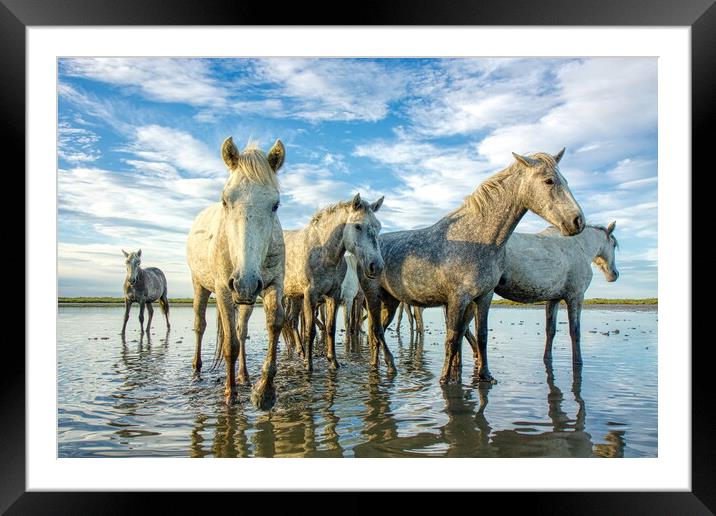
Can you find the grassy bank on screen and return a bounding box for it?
[492,297,657,306]
[59,296,657,306]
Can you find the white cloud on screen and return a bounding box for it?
[249,59,409,122]
[476,58,657,170]
[121,124,226,177]
[61,58,230,107]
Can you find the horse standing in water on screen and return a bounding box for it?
[468,222,619,365]
[282,194,384,371]
[121,249,170,335]
[186,137,286,409]
[360,149,585,384]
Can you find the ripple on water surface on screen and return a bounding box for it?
[57,305,657,458]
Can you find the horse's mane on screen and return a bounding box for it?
[310,198,371,226]
[591,224,619,249]
[540,223,619,249]
[465,153,557,216]
[232,141,279,190]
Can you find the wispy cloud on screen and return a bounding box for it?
[61,58,231,107]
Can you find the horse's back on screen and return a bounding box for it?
[143,267,168,299]
[498,232,576,302]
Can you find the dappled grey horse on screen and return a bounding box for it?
[465,222,619,366]
[360,149,585,384]
[186,137,286,409]
[282,194,384,371]
[121,249,170,335]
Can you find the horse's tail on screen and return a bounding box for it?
[159,295,170,316]
[209,307,224,372]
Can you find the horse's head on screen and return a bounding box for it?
[342,193,385,279]
[593,221,619,282]
[512,148,585,236]
[220,136,284,305]
[122,248,142,286]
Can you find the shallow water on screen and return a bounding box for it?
[58,305,657,458]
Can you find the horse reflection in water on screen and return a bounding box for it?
[182,333,625,457]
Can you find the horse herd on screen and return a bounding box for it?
[120,137,620,410]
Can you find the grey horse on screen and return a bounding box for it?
[360,149,585,384]
[282,194,385,371]
[121,249,170,335]
[186,137,286,409]
[467,222,619,366]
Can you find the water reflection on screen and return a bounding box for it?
[58,306,655,458]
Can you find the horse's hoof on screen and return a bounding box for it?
[237,375,251,386]
[328,359,340,370]
[303,361,313,372]
[251,378,276,411]
[225,391,239,405]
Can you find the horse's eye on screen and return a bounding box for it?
[545,178,555,185]
[272,202,280,212]
[355,224,362,231]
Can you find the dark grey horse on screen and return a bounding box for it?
[121,249,170,335]
[360,149,585,384]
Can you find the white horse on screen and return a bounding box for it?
[466,222,619,366]
[186,137,286,409]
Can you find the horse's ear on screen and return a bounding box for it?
[553,147,566,163]
[122,249,128,258]
[137,249,142,258]
[370,196,384,212]
[607,221,616,234]
[267,139,285,173]
[512,152,540,168]
[221,136,239,170]
[352,193,362,210]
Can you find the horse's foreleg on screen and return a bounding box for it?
[216,289,238,403]
[566,296,584,367]
[379,297,399,372]
[414,306,425,342]
[471,291,495,383]
[440,296,472,385]
[463,303,479,358]
[343,299,352,351]
[138,301,146,334]
[236,304,253,385]
[302,292,317,372]
[324,296,340,370]
[395,302,404,334]
[251,286,284,410]
[544,299,560,363]
[191,281,210,373]
[122,299,132,335]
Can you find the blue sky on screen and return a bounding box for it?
[57,57,657,298]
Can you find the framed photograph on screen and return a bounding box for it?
[8,0,710,512]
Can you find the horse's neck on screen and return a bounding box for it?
[448,176,527,248]
[312,210,348,266]
[577,228,606,261]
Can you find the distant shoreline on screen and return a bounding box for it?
[58,297,657,310]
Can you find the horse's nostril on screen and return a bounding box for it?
[369,262,376,275]
[228,277,235,292]
[574,215,583,231]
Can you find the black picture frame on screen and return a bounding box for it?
[5,0,710,513]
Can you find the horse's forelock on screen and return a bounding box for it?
[231,145,280,191]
